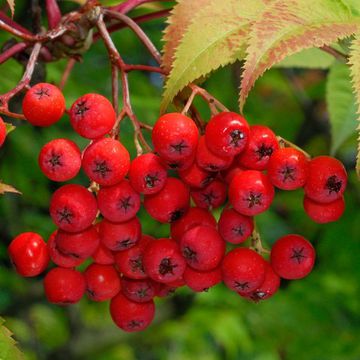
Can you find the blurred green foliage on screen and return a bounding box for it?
[0,1,360,359]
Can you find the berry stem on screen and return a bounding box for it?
[250,227,270,255]
[112,64,120,114]
[59,58,76,91]
[276,136,311,159]
[320,45,348,63]
[45,0,62,30]
[0,42,28,65]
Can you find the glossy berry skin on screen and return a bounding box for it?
[97,180,140,223]
[170,207,216,242]
[183,266,222,292]
[129,153,167,195]
[191,179,227,209]
[8,232,49,277]
[84,264,121,301]
[49,184,97,233]
[22,83,65,126]
[55,225,100,259]
[152,113,198,161]
[178,161,215,189]
[110,293,155,332]
[69,93,116,139]
[92,243,115,265]
[205,112,250,156]
[237,125,279,170]
[303,196,345,224]
[304,156,347,204]
[0,117,6,147]
[267,147,309,190]
[218,208,254,244]
[82,138,130,187]
[99,217,141,251]
[161,152,195,171]
[44,267,86,305]
[38,139,81,182]
[121,278,155,303]
[180,225,225,271]
[196,136,233,172]
[143,238,186,283]
[222,248,266,294]
[144,178,190,223]
[271,234,315,280]
[229,170,275,216]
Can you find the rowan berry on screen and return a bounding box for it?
[183,266,222,292]
[0,117,6,147]
[303,196,345,224]
[92,243,115,265]
[121,278,155,303]
[178,159,215,189]
[191,179,227,209]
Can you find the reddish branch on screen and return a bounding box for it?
[0,42,28,65]
[46,0,62,29]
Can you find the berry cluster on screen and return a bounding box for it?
[8,84,347,332]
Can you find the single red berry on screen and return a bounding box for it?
[222,248,266,294]
[0,117,6,147]
[304,156,347,203]
[69,93,116,139]
[153,282,178,298]
[268,147,309,190]
[218,208,254,244]
[161,152,195,171]
[183,266,222,292]
[8,232,49,277]
[92,243,115,265]
[82,138,130,187]
[170,207,216,242]
[55,225,100,259]
[152,113,198,161]
[38,139,81,182]
[220,162,245,184]
[237,125,279,170]
[84,263,121,301]
[121,278,155,303]
[110,293,155,332]
[144,178,190,223]
[229,170,275,216]
[44,267,86,305]
[191,179,227,209]
[303,195,345,224]
[142,238,186,283]
[270,234,315,280]
[205,112,250,156]
[129,153,167,195]
[49,184,97,232]
[99,217,141,251]
[97,180,141,222]
[178,161,216,189]
[22,83,65,126]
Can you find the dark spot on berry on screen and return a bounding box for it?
[35,87,50,99]
[127,320,143,329]
[182,246,197,261]
[206,163,220,171]
[325,175,342,194]
[201,190,218,206]
[168,162,180,169]
[201,174,216,187]
[118,196,133,213]
[116,238,135,250]
[57,207,74,224]
[93,161,111,178]
[245,192,262,208]
[280,165,295,182]
[137,287,150,298]
[86,288,96,297]
[159,258,178,275]
[249,290,267,302]
[170,140,188,154]
[169,209,185,222]
[229,130,245,147]
[234,281,250,291]
[290,247,306,264]
[130,257,145,274]
[232,226,244,236]
[48,152,62,168]
[145,173,160,188]
[203,287,209,292]
[75,100,90,117]
[255,143,274,160]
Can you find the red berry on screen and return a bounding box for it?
[270,234,315,280]
[183,266,222,292]
[0,117,6,147]
[69,93,116,139]
[178,161,216,189]
[222,248,266,294]
[84,263,120,301]
[144,178,190,223]
[82,138,130,187]
[44,267,86,305]
[161,152,195,171]
[22,83,65,126]
[218,208,254,244]
[220,162,245,184]
[191,179,227,209]
[205,112,250,156]
[180,225,225,271]
[229,170,275,216]
[303,196,345,223]
[121,278,155,303]
[237,125,279,170]
[38,139,81,182]
[97,180,141,222]
[49,184,97,232]
[110,293,155,332]
[8,232,49,277]
[143,238,186,283]
[267,147,309,190]
[304,156,347,203]
[92,243,115,265]
[99,217,141,251]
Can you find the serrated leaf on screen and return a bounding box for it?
[161,0,266,113]
[6,0,15,17]
[239,0,360,110]
[0,181,21,195]
[348,32,360,178]
[0,317,24,360]
[326,63,357,154]
[100,0,125,5]
[5,123,15,135]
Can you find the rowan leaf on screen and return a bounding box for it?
[326,63,357,155]
[240,0,360,110]
[0,317,24,360]
[5,123,15,135]
[161,0,266,113]
[6,0,15,17]
[348,32,360,178]
[0,181,21,195]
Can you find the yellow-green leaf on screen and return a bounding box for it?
[161,0,266,113]
[0,317,24,360]
[5,123,15,135]
[240,0,360,110]
[6,0,15,17]
[0,181,21,195]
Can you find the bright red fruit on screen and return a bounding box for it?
[92,243,115,265]
[8,232,49,277]
[303,196,345,223]
[191,179,227,209]
[121,278,155,303]
[178,161,215,189]
[183,266,222,292]
[0,117,6,147]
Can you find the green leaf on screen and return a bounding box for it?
[0,317,24,360]
[326,63,358,154]
[5,123,15,135]
[161,0,266,113]
[240,0,360,110]
[99,0,125,5]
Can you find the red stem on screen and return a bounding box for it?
[46,0,62,29]
[110,0,169,14]
[0,42,28,64]
[0,10,33,35]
